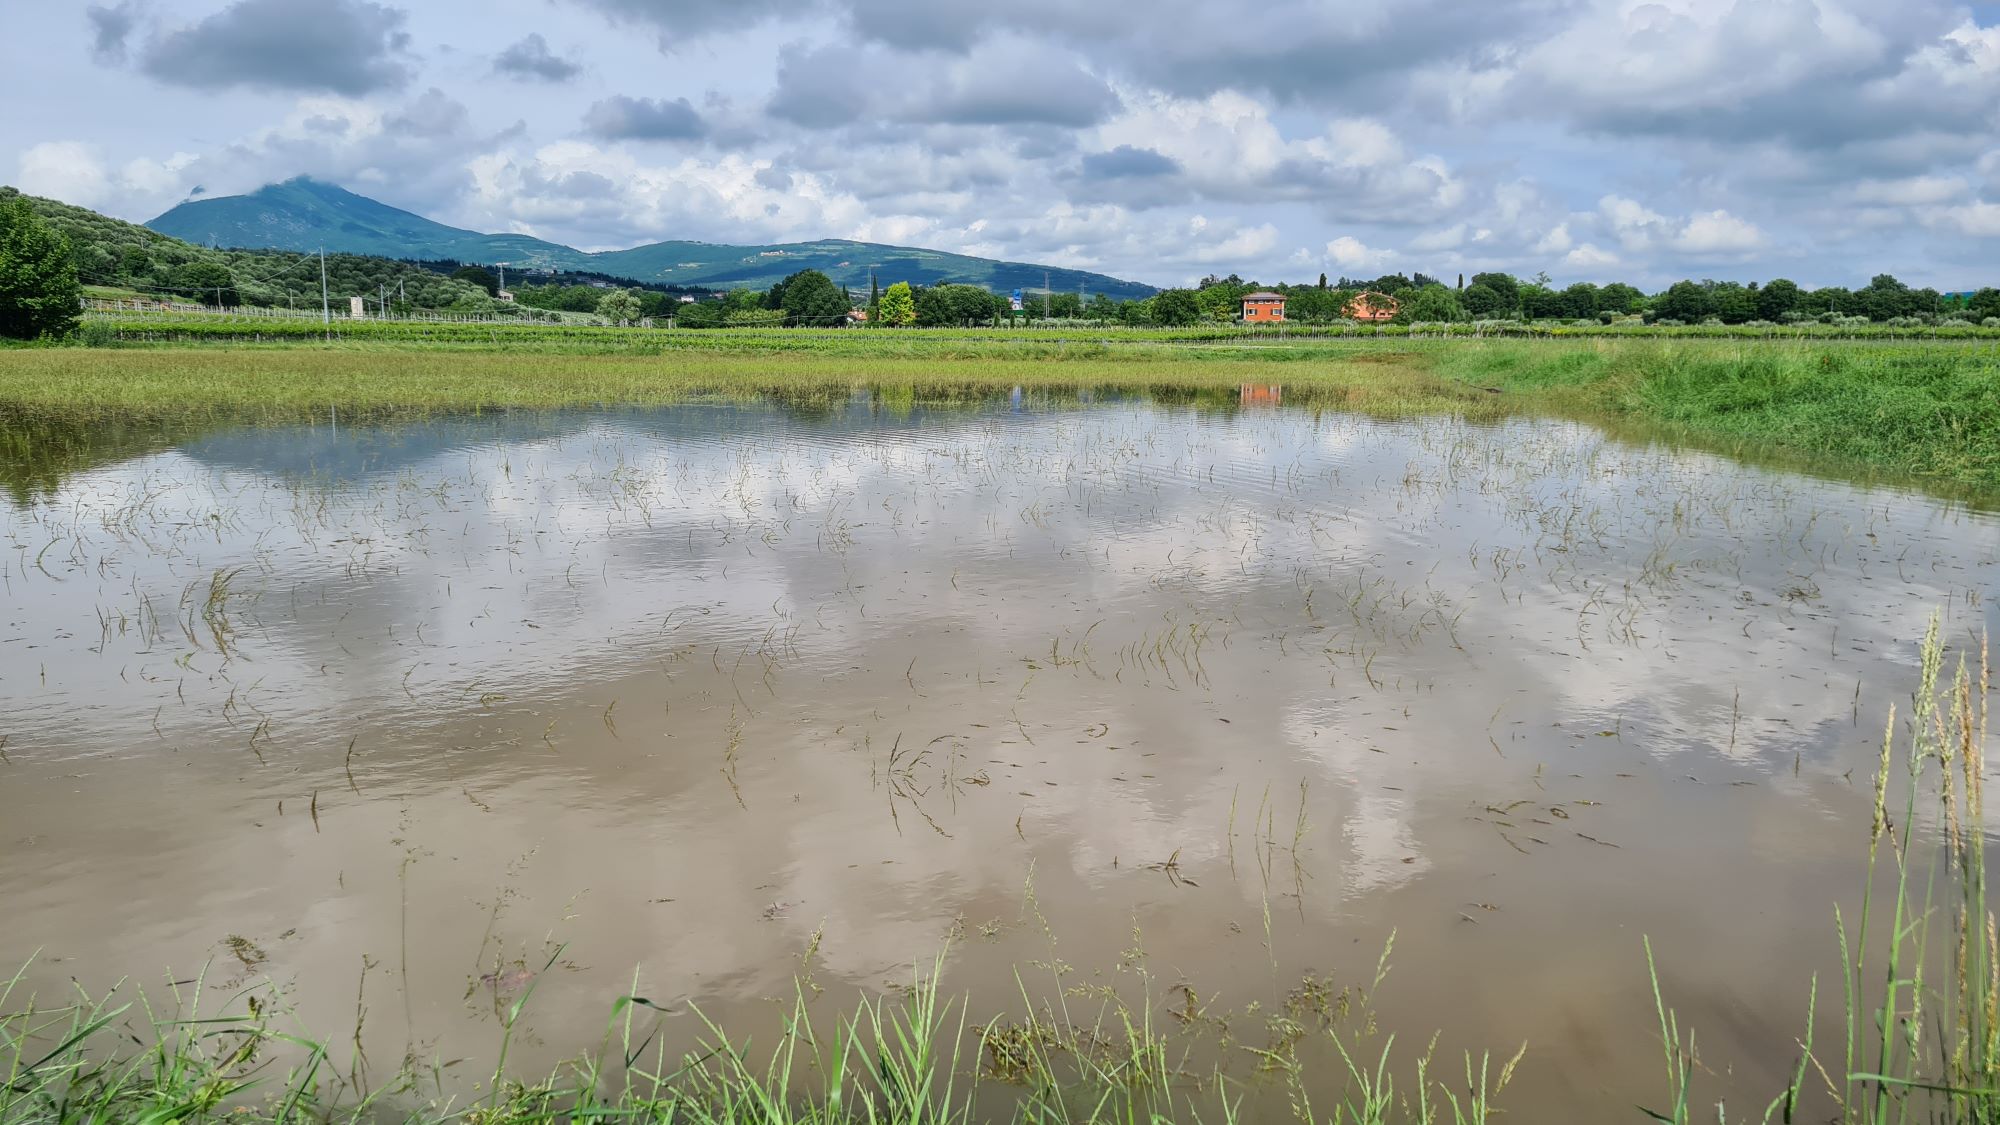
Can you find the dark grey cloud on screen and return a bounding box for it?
[85,2,142,63]
[1080,146,1179,180]
[582,95,707,140]
[770,40,1118,129]
[1495,0,1996,170]
[493,33,582,82]
[767,45,873,128]
[1070,147,1190,210]
[841,0,984,50]
[568,0,819,47]
[138,0,413,95]
[385,88,472,138]
[839,0,1540,109]
[930,48,1118,126]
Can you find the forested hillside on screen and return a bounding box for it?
[149,178,1159,300]
[3,186,501,314]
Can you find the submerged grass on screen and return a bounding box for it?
[1645,617,1995,1125]
[2,624,1990,1124]
[1,946,1515,1125]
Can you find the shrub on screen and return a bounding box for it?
[79,318,117,347]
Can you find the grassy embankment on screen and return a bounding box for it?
[3,335,1998,491]
[3,623,1989,1124]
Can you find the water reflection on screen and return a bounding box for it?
[0,392,1995,1118]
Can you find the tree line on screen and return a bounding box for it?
[8,184,2000,340]
[1135,272,2000,328]
[662,269,2000,330]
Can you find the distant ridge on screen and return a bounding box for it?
[148,178,1158,299]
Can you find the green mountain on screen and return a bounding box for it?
[149,178,1158,299]
[3,184,497,312]
[147,178,579,267]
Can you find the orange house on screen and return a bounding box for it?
[1345,293,1399,322]
[1241,291,1287,322]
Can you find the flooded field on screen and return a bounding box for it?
[2,387,1995,1119]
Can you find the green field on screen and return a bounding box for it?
[4,334,1998,493]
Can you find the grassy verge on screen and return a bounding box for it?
[0,344,1503,415]
[3,624,1987,1124]
[1427,341,2000,488]
[1,337,1998,490]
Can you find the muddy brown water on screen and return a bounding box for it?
[2,390,1996,1118]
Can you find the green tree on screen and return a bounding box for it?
[634,290,674,319]
[1756,279,1802,322]
[1285,287,1341,322]
[1044,292,1084,319]
[451,265,499,296]
[877,281,916,327]
[0,196,82,339]
[720,288,765,315]
[1858,274,1912,321]
[173,260,238,307]
[1558,282,1600,319]
[1597,283,1645,316]
[1518,284,1563,320]
[915,284,1000,326]
[1150,288,1201,326]
[675,299,723,328]
[116,244,153,282]
[768,269,848,326]
[1460,283,1504,318]
[1969,288,2000,320]
[1401,284,1466,323]
[1470,272,1519,311]
[1195,277,1250,320]
[595,288,643,325]
[1652,281,1711,323]
[1709,281,1757,324]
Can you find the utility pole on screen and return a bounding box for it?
[319,249,330,341]
[380,282,387,319]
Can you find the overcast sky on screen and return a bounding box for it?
[7,0,2000,288]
